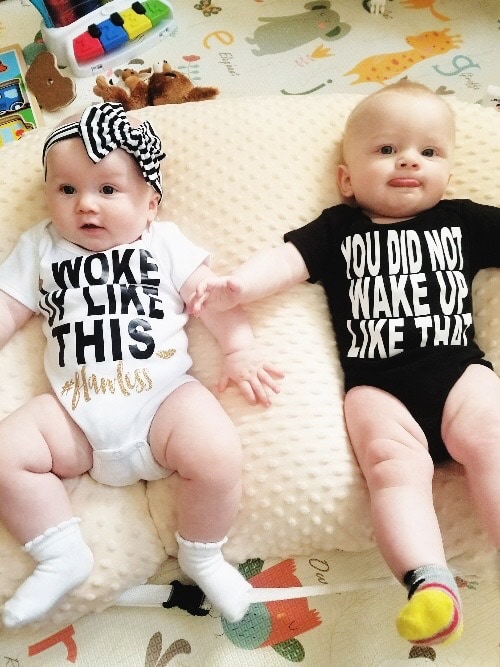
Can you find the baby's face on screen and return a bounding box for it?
[45,139,159,251]
[337,92,455,224]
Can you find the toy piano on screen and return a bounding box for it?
[35,0,175,77]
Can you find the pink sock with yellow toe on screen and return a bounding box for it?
[396,564,463,646]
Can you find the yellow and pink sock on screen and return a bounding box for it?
[396,564,463,646]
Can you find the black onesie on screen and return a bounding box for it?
[284,199,500,462]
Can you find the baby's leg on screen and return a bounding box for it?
[0,394,94,628]
[442,364,500,547]
[344,386,462,645]
[150,382,251,622]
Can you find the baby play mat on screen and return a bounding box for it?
[1,0,499,127]
[0,1,499,665]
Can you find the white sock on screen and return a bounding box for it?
[2,518,94,629]
[175,532,251,623]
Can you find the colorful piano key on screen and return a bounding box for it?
[117,7,152,39]
[73,0,169,62]
[94,18,129,51]
[72,29,105,62]
[141,0,171,26]
[39,0,174,77]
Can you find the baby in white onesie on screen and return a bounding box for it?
[0,103,282,628]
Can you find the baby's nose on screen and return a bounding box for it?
[397,151,420,168]
[77,191,98,211]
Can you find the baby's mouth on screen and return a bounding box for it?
[388,178,421,188]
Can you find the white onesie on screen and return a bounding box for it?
[0,219,208,486]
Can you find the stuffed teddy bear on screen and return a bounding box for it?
[93,61,219,110]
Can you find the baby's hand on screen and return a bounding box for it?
[219,348,284,407]
[187,277,243,317]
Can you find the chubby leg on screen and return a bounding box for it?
[149,382,250,622]
[344,386,462,645]
[442,364,500,547]
[344,386,444,576]
[0,394,94,628]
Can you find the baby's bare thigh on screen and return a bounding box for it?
[149,382,240,471]
[344,385,429,467]
[442,364,500,455]
[345,386,426,442]
[0,393,92,477]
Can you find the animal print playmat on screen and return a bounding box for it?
[1,552,499,665]
[0,0,499,665]
[1,0,499,125]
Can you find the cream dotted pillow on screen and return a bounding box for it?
[0,95,497,631]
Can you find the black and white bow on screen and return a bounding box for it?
[43,102,166,201]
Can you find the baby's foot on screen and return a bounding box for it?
[396,580,463,646]
[3,519,94,628]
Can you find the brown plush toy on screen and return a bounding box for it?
[26,51,76,112]
[93,62,219,110]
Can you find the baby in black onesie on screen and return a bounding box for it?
[187,80,500,647]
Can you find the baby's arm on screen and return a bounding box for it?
[0,290,34,347]
[181,264,284,406]
[187,243,309,316]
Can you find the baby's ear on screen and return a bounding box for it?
[336,164,354,198]
[147,192,161,221]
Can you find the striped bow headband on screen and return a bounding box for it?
[42,103,166,201]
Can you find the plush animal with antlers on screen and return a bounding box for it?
[93,61,219,110]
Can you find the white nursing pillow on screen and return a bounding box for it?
[0,94,497,631]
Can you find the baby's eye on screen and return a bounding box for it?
[60,184,75,195]
[379,145,395,155]
[101,185,116,195]
[422,148,437,157]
